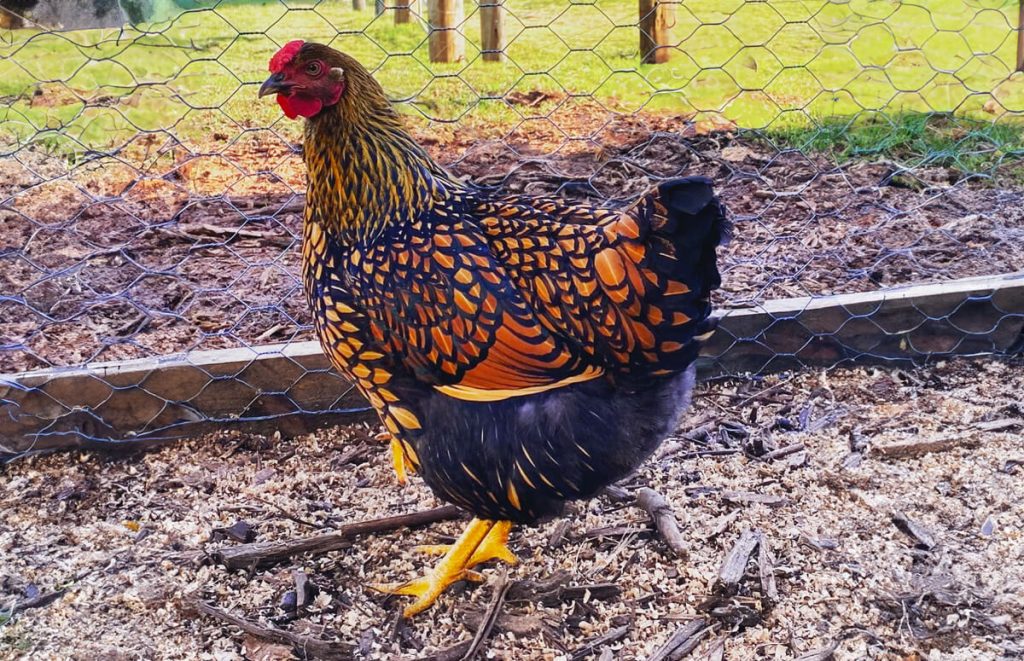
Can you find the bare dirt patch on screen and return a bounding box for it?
[2,108,1022,373]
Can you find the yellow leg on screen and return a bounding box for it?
[376,432,416,485]
[370,518,516,618]
[414,520,518,567]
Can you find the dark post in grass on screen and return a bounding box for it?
[428,0,465,62]
[0,7,24,29]
[639,0,674,64]
[353,0,366,10]
[1017,0,1024,71]
[480,0,504,62]
[395,0,413,24]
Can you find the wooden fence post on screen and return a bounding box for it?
[639,0,674,64]
[395,0,413,24]
[480,0,504,62]
[1017,0,1024,71]
[353,0,366,10]
[428,0,464,62]
[0,8,25,29]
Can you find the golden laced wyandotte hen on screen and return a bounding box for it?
[259,41,729,617]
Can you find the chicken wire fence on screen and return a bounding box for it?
[1,0,1023,457]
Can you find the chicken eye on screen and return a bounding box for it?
[306,62,322,76]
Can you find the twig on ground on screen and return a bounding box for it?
[974,418,1021,432]
[1,589,67,617]
[461,570,510,661]
[890,511,937,550]
[733,377,797,408]
[795,639,839,661]
[196,600,352,659]
[213,505,463,570]
[601,484,633,502]
[635,487,689,558]
[722,491,788,507]
[707,510,740,539]
[547,519,572,548]
[874,435,977,459]
[759,443,806,461]
[187,222,292,245]
[717,529,761,590]
[758,534,779,607]
[703,636,726,661]
[796,627,882,660]
[505,571,621,606]
[585,525,652,540]
[569,623,631,661]
[415,641,472,661]
[245,197,306,219]
[250,494,324,530]
[646,617,712,661]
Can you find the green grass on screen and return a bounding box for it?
[2,0,1024,168]
[760,111,1024,175]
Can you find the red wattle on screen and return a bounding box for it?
[277,94,323,119]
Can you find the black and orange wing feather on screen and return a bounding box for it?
[340,202,604,405]
[475,177,727,384]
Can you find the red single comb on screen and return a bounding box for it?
[270,40,305,73]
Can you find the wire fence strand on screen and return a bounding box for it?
[1,0,1023,456]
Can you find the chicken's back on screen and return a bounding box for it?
[476,176,729,387]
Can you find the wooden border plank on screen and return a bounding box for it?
[699,271,1024,375]
[0,343,371,458]
[2,272,1022,458]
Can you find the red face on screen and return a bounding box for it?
[259,40,345,119]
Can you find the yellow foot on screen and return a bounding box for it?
[370,518,516,618]
[375,432,416,485]
[371,569,486,617]
[414,520,518,567]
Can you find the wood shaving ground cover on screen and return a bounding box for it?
[2,358,1022,660]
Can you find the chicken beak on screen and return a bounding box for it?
[258,72,291,98]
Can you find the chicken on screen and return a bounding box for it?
[259,41,729,617]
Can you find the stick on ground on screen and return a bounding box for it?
[890,510,937,550]
[461,570,510,661]
[717,529,761,590]
[758,533,779,607]
[196,600,352,659]
[760,443,806,461]
[636,487,689,558]
[213,505,463,570]
[505,570,621,606]
[569,623,631,661]
[415,641,472,661]
[1,589,67,617]
[646,617,712,661]
[874,435,978,459]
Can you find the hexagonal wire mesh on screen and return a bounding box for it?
[1,0,1022,457]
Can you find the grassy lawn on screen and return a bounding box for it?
[1,0,1023,163]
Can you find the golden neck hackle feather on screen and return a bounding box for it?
[300,49,456,245]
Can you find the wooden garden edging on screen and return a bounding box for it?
[1,272,1021,459]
